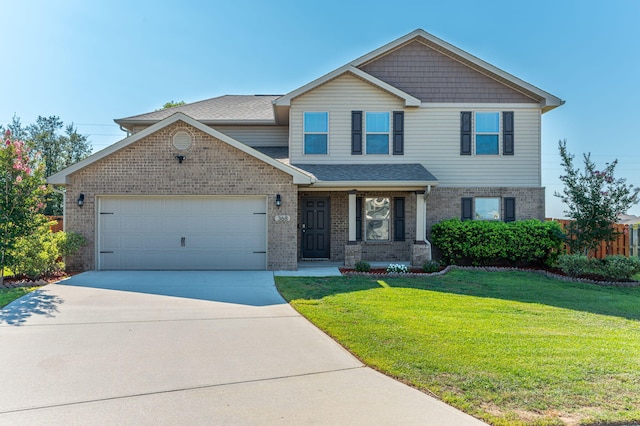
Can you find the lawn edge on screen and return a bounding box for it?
[343,265,640,288]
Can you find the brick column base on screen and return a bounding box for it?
[344,243,362,268]
[411,241,432,267]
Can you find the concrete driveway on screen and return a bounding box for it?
[0,271,485,425]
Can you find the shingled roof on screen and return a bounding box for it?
[115,95,281,126]
[291,163,438,183]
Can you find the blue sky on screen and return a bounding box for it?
[2,0,639,217]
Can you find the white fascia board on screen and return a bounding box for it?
[47,113,313,185]
[303,180,439,190]
[274,66,420,107]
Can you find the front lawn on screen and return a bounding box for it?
[0,287,37,309]
[275,270,640,425]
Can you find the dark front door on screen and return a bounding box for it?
[302,197,330,258]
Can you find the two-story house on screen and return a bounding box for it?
[48,29,563,271]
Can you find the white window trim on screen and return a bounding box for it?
[364,111,391,155]
[303,111,329,155]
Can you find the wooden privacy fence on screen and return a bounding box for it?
[548,218,638,259]
[47,216,63,233]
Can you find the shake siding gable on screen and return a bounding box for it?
[360,40,540,104]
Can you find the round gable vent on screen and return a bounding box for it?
[173,131,193,150]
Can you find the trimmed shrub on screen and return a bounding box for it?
[354,260,371,272]
[58,231,86,258]
[601,255,640,281]
[431,219,565,267]
[422,260,441,273]
[557,254,640,281]
[557,254,597,277]
[9,222,85,280]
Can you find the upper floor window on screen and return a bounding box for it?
[460,111,514,156]
[366,112,390,154]
[475,112,499,155]
[304,112,328,154]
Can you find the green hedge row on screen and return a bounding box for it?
[558,254,640,281]
[431,219,565,267]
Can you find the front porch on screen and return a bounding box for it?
[297,190,432,268]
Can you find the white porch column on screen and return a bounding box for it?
[415,190,426,242]
[348,190,357,242]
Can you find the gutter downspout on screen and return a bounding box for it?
[119,125,131,138]
[51,187,66,232]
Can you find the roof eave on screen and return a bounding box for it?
[48,112,312,186]
[301,180,439,191]
[115,118,279,127]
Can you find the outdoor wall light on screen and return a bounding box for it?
[275,194,282,208]
[175,155,186,164]
[77,193,85,207]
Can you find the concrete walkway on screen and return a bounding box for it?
[0,271,485,425]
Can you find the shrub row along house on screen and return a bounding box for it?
[48,29,564,271]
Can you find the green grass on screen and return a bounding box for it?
[275,270,640,425]
[0,287,37,309]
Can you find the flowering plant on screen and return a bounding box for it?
[1,130,50,284]
[386,263,408,273]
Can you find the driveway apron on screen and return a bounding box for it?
[0,271,485,425]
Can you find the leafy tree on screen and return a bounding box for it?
[0,114,27,141]
[26,116,92,178]
[1,115,92,215]
[554,139,640,255]
[0,130,49,285]
[159,100,186,110]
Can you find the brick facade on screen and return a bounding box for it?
[65,121,298,271]
[426,186,545,259]
[426,186,545,232]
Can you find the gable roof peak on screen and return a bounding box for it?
[350,28,563,112]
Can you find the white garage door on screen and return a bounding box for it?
[98,197,267,270]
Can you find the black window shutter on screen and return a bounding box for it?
[504,197,516,222]
[355,197,362,241]
[461,197,473,220]
[503,111,514,155]
[393,111,404,155]
[352,111,362,155]
[394,198,405,241]
[460,111,472,155]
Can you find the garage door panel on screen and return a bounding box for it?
[98,197,267,270]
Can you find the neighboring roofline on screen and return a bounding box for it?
[351,29,564,112]
[47,113,314,185]
[273,65,422,107]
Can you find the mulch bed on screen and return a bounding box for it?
[0,272,74,289]
[340,265,640,288]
